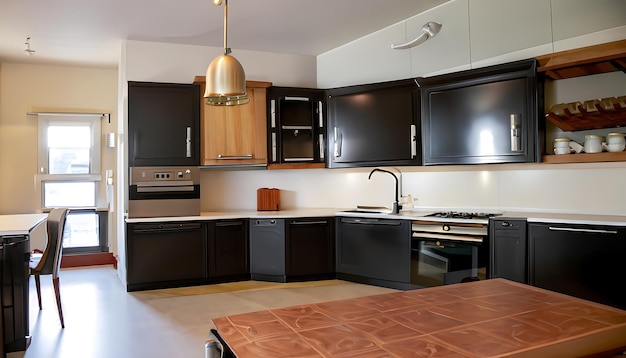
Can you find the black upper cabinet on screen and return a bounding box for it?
[326,79,421,168]
[418,59,543,165]
[128,81,200,166]
[267,87,326,165]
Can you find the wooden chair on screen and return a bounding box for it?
[29,208,69,328]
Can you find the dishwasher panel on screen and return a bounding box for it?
[249,219,285,282]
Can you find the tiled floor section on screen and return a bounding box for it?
[213,279,626,358]
[9,266,395,358]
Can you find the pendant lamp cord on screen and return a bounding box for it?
[223,0,231,55]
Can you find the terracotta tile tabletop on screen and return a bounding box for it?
[212,279,626,357]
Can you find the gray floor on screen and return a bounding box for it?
[9,266,395,358]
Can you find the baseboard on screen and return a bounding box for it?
[61,252,117,269]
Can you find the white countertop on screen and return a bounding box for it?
[125,208,626,226]
[0,214,48,236]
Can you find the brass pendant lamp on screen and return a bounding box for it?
[205,0,249,105]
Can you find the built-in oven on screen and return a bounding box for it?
[128,166,200,218]
[411,212,498,287]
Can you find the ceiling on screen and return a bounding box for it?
[0,0,448,69]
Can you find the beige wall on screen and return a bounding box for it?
[0,63,118,250]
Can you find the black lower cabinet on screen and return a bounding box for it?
[250,217,335,283]
[209,220,249,282]
[2,236,30,353]
[528,223,626,310]
[336,217,412,290]
[489,218,527,284]
[286,218,335,280]
[126,222,207,291]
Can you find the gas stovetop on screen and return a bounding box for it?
[426,212,502,220]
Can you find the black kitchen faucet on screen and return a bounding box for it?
[368,168,400,214]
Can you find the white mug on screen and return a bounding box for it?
[554,146,570,155]
[584,135,603,153]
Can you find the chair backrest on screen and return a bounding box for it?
[35,208,69,278]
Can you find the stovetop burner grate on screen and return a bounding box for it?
[428,212,501,220]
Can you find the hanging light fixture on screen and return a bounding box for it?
[205,0,249,106]
[390,22,442,50]
[24,36,36,55]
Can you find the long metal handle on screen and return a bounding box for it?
[217,154,253,160]
[216,221,244,227]
[334,127,342,158]
[317,101,323,128]
[412,232,483,243]
[290,220,328,225]
[342,218,401,226]
[186,126,192,158]
[133,132,138,158]
[510,114,521,152]
[548,226,618,234]
[319,134,325,159]
[284,96,309,101]
[137,186,195,193]
[410,124,417,158]
[270,99,276,128]
[271,133,277,162]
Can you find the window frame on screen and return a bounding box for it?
[37,114,101,176]
[36,113,108,253]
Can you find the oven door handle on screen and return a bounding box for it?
[136,186,196,193]
[412,232,483,243]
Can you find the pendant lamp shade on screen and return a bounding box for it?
[205,0,249,106]
[205,53,249,105]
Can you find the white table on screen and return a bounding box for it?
[0,214,47,236]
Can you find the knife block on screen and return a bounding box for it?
[257,188,280,211]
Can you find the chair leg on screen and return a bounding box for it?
[52,277,65,328]
[34,274,42,310]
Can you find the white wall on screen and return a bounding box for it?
[0,63,118,250]
[125,40,317,87]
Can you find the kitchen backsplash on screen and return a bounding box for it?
[199,164,626,216]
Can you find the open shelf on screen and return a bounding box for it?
[536,39,626,80]
[542,151,626,164]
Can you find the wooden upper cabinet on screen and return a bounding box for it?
[193,76,272,166]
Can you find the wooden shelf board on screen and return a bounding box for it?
[536,39,626,80]
[542,151,626,164]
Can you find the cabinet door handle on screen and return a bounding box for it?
[291,220,328,225]
[410,124,417,158]
[284,96,309,101]
[133,132,138,158]
[186,126,192,158]
[271,133,277,162]
[510,114,521,152]
[216,221,244,227]
[319,134,325,160]
[217,154,253,160]
[317,101,324,128]
[334,127,342,158]
[270,99,276,128]
[548,226,618,234]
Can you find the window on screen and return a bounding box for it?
[37,113,106,252]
